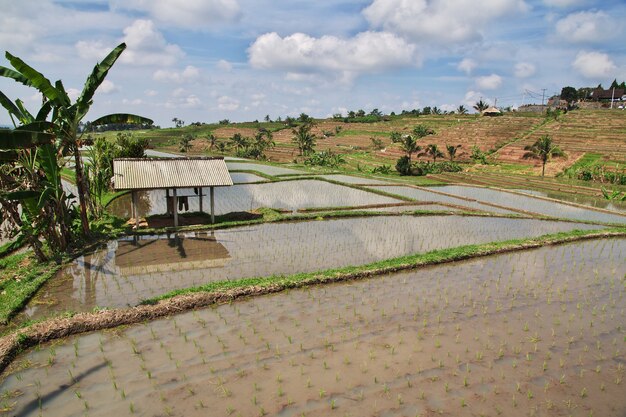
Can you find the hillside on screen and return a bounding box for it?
[96,109,625,173]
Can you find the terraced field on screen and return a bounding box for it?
[498,110,626,166]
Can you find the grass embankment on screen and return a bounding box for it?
[0,253,62,325]
[1,227,624,375]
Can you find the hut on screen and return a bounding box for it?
[482,106,502,116]
[112,157,233,228]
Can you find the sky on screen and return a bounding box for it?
[0,0,625,127]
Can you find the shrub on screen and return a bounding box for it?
[395,156,412,175]
[304,150,345,168]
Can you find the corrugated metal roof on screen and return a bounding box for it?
[113,157,233,190]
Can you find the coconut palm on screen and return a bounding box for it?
[0,43,152,236]
[473,100,488,113]
[292,123,317,156]
[391,132,421,163]
[412,124,435,140]
[456,105,468,115]
[522,135,566,177]
[445,144,462,161]
[424,144,444,162]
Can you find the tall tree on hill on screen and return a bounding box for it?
[560,86,577,104]
[456,105,468,115]
[445,144,462,161]
[292,123,316,156]
[0,43,152,236]
[523,135,566,177]
[424,143,444,162]
[473,100,488,113]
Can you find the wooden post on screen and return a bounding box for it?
[132,191,139,229]
[173,188,178,227]
[210,186,215,224]
[199,187,203,214]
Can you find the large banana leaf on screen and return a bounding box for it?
[16,121,55,132]
[35,100,52,122]
[4,52,69,107]
[0,129,54,149]
[0,90,24,122]
[0,65,31,86]
[76,43,126,120]
[91,113,153,126]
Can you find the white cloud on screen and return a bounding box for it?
[217,95,240,111]
[514,62,536,78]
[457,58,477,75]
[145,89,159,97]
[363,0,528,44]
[67,88,81,102]
[75,40,112,61]
[463,91,491,110]
[248,31,417,82]
[97,80,118,94]
[475,74,503,90]
[153,66,201,83]
[216,59,233,72]
[572,51,616,78]
[556,11,617,43]
[119,20,184,66]
[111,0,241,29]
[543,0,586,7]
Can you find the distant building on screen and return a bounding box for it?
[590,88,625,102]
[482,106,502,116]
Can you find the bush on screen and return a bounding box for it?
[395,156,412,175]
[567,164,626,185]
[304,150,345,168]
[470,145,488,164]
[395,157,462,176]
[371,165,391,174]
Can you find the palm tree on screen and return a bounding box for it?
[523,135,566,177]
[0,43,152,236]
[413,124,435,140]
[229,133,249,153]
[456,105,468,115]
[391,132,421,163]
[207,133,217,150]
[292,123,316,156]
[473,100,488,113]
[424,144,444,162]
[445,144,462,161]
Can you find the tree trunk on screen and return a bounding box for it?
[73,145,91,236]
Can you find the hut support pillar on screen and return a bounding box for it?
[199,187,203,214]
[210,186,215,224]
[132,191,139,229]
[173,188,178,227]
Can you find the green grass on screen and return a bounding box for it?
[0,252,62,324]
[563,153,603,173]
[141,227,624,305]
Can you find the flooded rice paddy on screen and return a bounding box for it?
[107,180,402,218]
[373,186,626,223]
[19,215,600,319]
[229,173,268,183]
[2,238,625,417]
[433,186,626,224]
[318,175,391,185]
[516,189,626,213]
[225,162,303,176]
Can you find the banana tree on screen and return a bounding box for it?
[1,43,153,237]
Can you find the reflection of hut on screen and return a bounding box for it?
[112,157,233,227]
[115,233,231,275]
[482,106,502,116]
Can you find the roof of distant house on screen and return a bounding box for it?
[112,157,233,190]
[591,88,625,100]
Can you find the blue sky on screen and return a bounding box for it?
[1,0,625,127]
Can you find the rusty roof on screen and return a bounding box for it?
[113,157,233,190]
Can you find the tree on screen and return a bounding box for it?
[413,124,435,141]
[229,133,248,153]
[264,114,271,122]
[445,144,462,161]
[422,106,431,115]
[172,117,184,128]
[560,86,577,104]
[179,134,193,152]
[292,123,317,156]
[369,108,383,117]
[298,113,312,123]
[0,43,152,237]
[356,109,365,117]
[473,100,488,113]
[456,105,468,115]
[423,144,444,162]
[523,135,566,177]
[391,131,421,163]
[207,133,217,150]
[610,79,619,89]
[431,106,442,115]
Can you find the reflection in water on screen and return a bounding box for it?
[18,216,601,321]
